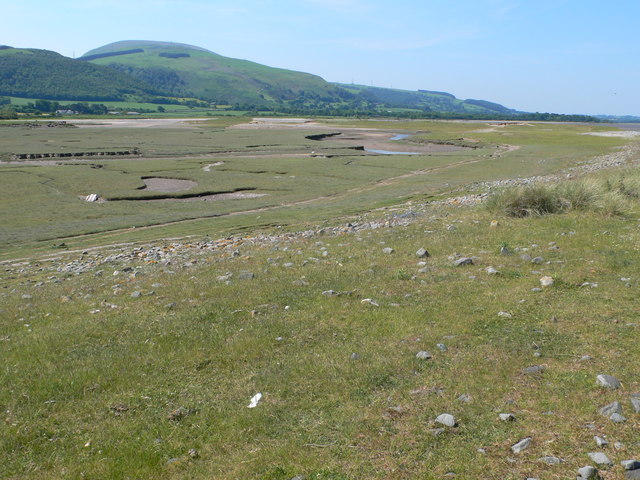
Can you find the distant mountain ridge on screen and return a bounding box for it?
[1,40,518,116]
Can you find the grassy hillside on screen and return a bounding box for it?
[0,47,156,101]
[336,84,517,115]
[82,41,348,106]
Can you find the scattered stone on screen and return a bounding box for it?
[522,365,545,374]
[416,248,430,258]
[539,456,563,465]
[350,353,360,360]
[217,274,232,282]
[168,407,195,421]
[486,266,499,275]
[520,254,532,261]
[531,287,542,292]
[436,343,448,352]
[622,460,640,471]
[361,298,379,307]
[511,437,531,454]
[130,291,141,298]
[579,355,593,362]
[322,290,338,296]
[594,436,608,447]
[457,394,471,403]
[500,245,512,255]
[610,413,627,423]
[626,470,640,479]
[430,428,445,436]
[630,394,640,413]
[531,256,544,264]
[499,413,516,422]
[382,247,395,254]
[588,452,613,467]
[599,401,623,417]
[238,272,255,280]
[416,351,432,360]
[498,311,512,318]
[615,442,625,450]
[540,276,554,287]
[435,413,457,427]
[453,257,473,267]
[577,466,600,479]
[597,374,621,389]
[188,448,199,459]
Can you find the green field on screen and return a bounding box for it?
[0,117,639,479]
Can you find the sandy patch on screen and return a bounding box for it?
[581,131,640,138]
[314,130,469,154]
[70,118,206,129]
[142,177,197,193]
[230,118,321,129]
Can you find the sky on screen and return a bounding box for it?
[2,0,639,115]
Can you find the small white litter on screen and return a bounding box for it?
[85,194,99,202]
[248,393,262,408]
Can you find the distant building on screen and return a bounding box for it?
[55,109,78,115]
[126,111,140,115]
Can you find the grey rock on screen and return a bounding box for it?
[626,470,640,479]
[453,257,473,266]
[531,287,543,292]
[430,428,445,436]
[577,466,600,479]
[539,456,563,465]
[435,413,457,427]
[416,248,430,258]
[622,460,640,471]
[130,291,141,298]
[457,394,471,403]
[511,437,531,453]
[499,413,516,421]
[610,412,627,423]
[520,254,532,261]
[350,353,360,360]
[416,351,432,360]
[531,256,544,264]
[594,436,608,447]
[615,442,626,450]
[597,374,621,389]
[588,452,613,466]
[382,247,395,254]
[599,401,623,417]
[500,245,512,255]
[522,365,545,374]
[630,395,640,413]
[322,290,338,296]
[436,343,448,352]
[238,272,256,280]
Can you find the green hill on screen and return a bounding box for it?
[336,83,518,115]
[0,46,156,101]
[81,40,348,106]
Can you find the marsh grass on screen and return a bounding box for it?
[1,183,639,479]
[486,171,640,218]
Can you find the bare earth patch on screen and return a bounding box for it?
[582,131,640,138]
[70,118,205,129]
[142,177,197,193]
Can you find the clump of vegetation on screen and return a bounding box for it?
[486,172,640,217]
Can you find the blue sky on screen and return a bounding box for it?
[3,0,639,115]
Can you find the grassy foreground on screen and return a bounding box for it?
[1,168,639,478]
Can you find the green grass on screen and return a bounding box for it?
[0,119,632,260]
[0,118,639,478]
[1,191,639,479]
